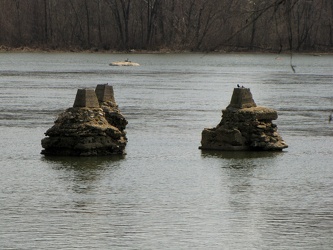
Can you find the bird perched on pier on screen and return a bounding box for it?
[237,84,240,88]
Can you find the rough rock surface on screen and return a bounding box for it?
[200,88,288,151]
[41,84,128,156]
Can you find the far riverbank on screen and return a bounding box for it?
[0,45,332,55]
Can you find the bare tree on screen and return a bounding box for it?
[0,0,332,52]
[105,0,132,50]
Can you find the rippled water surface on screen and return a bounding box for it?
[0,52,333,249]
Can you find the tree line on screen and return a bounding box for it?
[0,0,332,52]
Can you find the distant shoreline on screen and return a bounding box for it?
[0,45,332,55]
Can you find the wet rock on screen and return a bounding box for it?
[41,84,128,156]
[200,88,288,151]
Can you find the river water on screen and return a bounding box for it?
[0,52,332,249]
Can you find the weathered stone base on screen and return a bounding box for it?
[200,107,288,151]
[41,136,126,156]
[200,127,249,151]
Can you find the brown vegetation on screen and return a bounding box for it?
[0,0,332,52]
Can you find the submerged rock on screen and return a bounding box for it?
[41,84,128,156]
[200,88,288,151]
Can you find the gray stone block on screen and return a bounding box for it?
[95,84,115,103]
[73,89,100,108]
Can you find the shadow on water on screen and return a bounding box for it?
[41,155,125,196]
[201,150,284,170]
[41,154,125,170]
[201,150,284,160]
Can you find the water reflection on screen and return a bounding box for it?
[42,155,125,170]
[201,149,286,246]
[42,155,124,184]
[42,155,124,209]
[201,150,283,160]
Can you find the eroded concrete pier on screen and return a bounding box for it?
[200,88,288,151]
[41,84,128,156]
